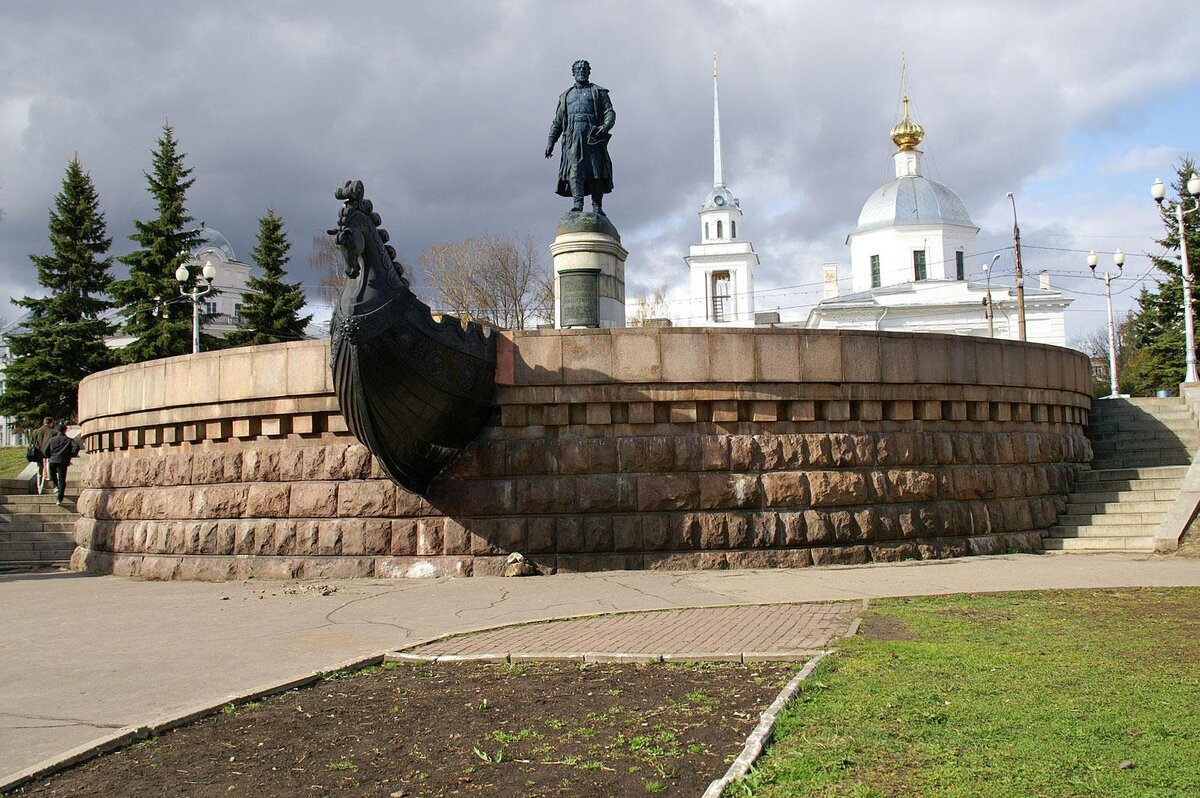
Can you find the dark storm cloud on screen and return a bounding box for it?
[1,0,1197,328]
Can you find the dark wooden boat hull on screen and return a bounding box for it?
[329,181,496,494]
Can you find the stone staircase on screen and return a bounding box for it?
[1044,397,1199,552]
[0,483,80,572]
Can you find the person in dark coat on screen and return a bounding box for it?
[545,60,615,215]
[28,417,56,495]
[42,423,81,505]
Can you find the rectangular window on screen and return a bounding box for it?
[233,303,243,324]
[913,250,927,281]
[870,255,881,288]
[955,251,965,280]
[204,300,217,316]
[711,271,731,323]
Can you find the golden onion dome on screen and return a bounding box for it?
[890,95,924,151]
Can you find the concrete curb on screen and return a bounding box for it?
[0,653,382,795]
[701,650,834,798]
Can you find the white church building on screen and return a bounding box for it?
[805,96,1071,345]
[681,58,759,327]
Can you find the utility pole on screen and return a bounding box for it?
[1007,192,1027,341]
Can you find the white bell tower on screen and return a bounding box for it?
[685,54,758,326]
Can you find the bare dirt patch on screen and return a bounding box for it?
[10,660,797,798]
[857,614,914,641]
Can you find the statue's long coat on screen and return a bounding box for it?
[548,83,615,197]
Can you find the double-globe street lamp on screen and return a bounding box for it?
[176,251,217,355]
[1088,248,1126,399]
[1151,173,1200,384]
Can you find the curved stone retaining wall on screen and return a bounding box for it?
[73,330,1093,579]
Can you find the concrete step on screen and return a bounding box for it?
[1090,440,1197,455]
[0,494,81,507]
[1047,523,1156,538]
[1070,482,1180,501]
[0,539,76,554]
[1087,431,1200,446]
[0,510,79,524]
[1062,498,1174,515]
[0,559,72,572]
[1088,411,1197,425]
[0,549,74,564]
[1076,466,1188,482]
[0,525,75,537]
[1056,512,1165,527]
[1091,450,1193,464]
[1041,536,1156,552]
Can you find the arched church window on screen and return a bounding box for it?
[705,222,710,240]
[717,220,724,239]
[731,221,737,239]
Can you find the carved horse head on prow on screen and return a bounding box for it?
[331,180,408,315]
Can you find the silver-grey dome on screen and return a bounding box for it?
[852,175,976,235]
[191,227,236,261]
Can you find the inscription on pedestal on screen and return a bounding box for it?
[559,268,601,328]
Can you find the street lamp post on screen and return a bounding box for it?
[981,253,1000,338]
[1088,248,1125,399]
[1151,173,1200,384]
[1006,192,1027,341]
[176,252,217,355]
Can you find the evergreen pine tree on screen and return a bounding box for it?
[110,122,199,362]
[225,209,312,346]
[1125,156,1200,395]
[0,157,115,426]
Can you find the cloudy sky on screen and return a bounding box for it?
[2,0,1197,345]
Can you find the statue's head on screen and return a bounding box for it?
[572,60,591,82]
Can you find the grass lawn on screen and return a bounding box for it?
[0,446,30,479]
[728,588,1200,797]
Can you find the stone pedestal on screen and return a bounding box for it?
[551,211,627,328]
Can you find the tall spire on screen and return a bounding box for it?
[713,52,724,188]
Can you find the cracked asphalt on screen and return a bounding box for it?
[4,553,1200,782]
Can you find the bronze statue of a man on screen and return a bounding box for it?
[545,60,615,215]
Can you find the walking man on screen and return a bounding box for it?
[28,417,56,495]
[42,423,81,506]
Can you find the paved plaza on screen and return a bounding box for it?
[4,553,1200,785]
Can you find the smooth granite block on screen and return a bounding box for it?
[661,333,710,383]
[800,333,843,382]
[756,333,800,382]
[611,330,662,382]
[880,335,916,383]
[561,333,612,384]
[842,334,881,382]
[514,334,563,385]
[287,341,332,396]
[915,336,949,384]
[708,332,756,382]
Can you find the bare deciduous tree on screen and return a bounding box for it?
[309,233,344,309]
[628,284,671,327]
[419,234,552,330]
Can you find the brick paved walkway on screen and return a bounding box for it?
[407,602,858,662]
